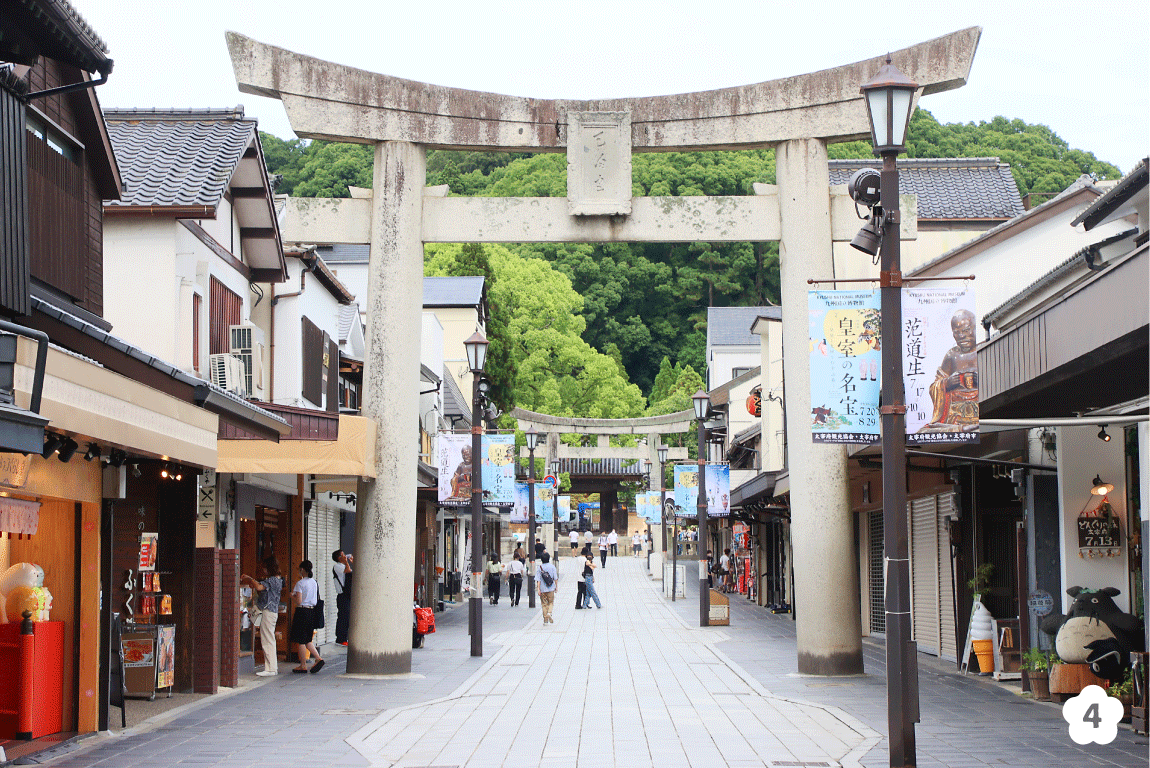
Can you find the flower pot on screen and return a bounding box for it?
[1028,672,1051,701]
[972,638,994,674]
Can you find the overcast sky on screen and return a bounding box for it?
[71,0,1147,173]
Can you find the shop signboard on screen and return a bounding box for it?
[808,290,881,444]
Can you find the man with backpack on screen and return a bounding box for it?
[536,552,559,624]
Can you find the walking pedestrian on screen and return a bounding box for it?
[331,549,353,646]
[575,555,586,609]
[534,537,546,561]
[607,529,619,556]
[242,556,283,676]
[290,560,324,674]
[505,553,524,606]
[598,532,609,567]
[706,549,714,589]
[537,552,558,624]
[583,529,594,550]
[718,548,732,593]
[569,529,579,551]
[632,531,642,557]
[487,553,503,605]
[582,554,602,609]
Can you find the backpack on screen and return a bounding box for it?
[540,568,554,587]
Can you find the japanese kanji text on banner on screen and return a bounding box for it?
[438,432,516,506]
[903,287,979,444]
[808,290,881,444]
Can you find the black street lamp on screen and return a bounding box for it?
[551,458,560,562]
[857,55,919,768]
[692,389,710,627]
[644,459,652,568]
[464,330,489,657]
[525,425,541,608]
[657,445,669,563]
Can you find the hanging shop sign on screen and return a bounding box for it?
[438,433,515,507]
[0,453,31,489]
[138,532,159,571]
[903,287,979,444]
[1077,497,1122,558]
[673,463,731,517]
[0,496,39,535]
[808,290,881,444]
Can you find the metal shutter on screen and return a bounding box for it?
[306,504,340,646]
[868,509,885,634]
[910,496,940,657]
[936,493,959,661]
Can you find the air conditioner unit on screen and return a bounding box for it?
[229,324,265,400]
[208,353,247,397]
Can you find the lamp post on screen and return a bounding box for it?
[692,389,710,627]
[657,445,668,565]
[644,459,652,567]
[525,426,541,609]
[464,331,489,658]
[859,56,919,768]
[551,459,560,561]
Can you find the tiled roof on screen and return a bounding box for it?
[708,306,779,346]
[104,108,255,209]
[316,244,370,263]
[424,276,485,307]
[828,158,1024,221]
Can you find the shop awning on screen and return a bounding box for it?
[217,415,376,476]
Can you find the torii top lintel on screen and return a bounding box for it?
[227,28,979,152]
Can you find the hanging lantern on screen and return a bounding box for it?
[746,385,762,417]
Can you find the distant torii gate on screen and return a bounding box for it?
[229,28,980,676]
[513,407,694,539]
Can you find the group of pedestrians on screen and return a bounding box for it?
[486,549,526,605]
[574,544,602,610]
[242,556,328,675]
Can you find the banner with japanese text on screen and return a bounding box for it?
[903,287,979,444]
[558,495,572,523]
[645,491,663,522]
[808,290,881,444]
[438,433,516,507]
[512,482,529,523]
[674,464,731,517]
[511,481,556,522]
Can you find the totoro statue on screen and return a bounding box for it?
[1039,586,1144,664]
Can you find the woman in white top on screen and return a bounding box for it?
[290,560,324,673]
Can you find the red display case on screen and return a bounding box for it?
[0,620,64,739]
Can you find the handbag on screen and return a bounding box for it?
[313,597,326,629]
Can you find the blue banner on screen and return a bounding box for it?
[808,290,881,444]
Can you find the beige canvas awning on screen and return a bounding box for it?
[217,415,376,477]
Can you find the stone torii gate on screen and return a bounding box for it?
[229,28,979,676]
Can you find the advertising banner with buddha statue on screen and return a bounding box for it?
[902,288,979,444]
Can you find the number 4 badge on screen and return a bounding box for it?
[1063,684,1123,745]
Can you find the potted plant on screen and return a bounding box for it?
[967,563,994,598]
[1021,647,1056,701]
[1107,668,1134,721]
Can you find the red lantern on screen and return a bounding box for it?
[746,386,762,417]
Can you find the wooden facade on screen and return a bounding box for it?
[0,83,30,317]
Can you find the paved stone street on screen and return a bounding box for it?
[26,555,1148,768]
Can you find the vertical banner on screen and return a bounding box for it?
[674,465,698,515]
[482,434,516,507]
[903,287,979,444]
[557,495,572,523]
[512,482,529,523]
[673,464,730,516]
[535,483,555,523]
[705,464,730,517]
[646,491,662,522]
[439,433,516,506]
[438,433,472,506]
[808,290,881,444]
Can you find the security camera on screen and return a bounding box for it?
[848,168,881,207]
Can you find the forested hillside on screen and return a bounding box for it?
[261,109,1122,401]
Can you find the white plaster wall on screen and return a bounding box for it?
[103,220,179,364]
[708,346,759,390]
[432,306,482,397]
[421,313,446,469]
[834,227,988,281]
[270,258,343,408]
[1055,425,1130,612]
[193,199,237,255]
[328,262,368,307]
[755,320,786,472]
[725,375,758,449]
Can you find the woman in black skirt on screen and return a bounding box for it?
[290,560,324,673]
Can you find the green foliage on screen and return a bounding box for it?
[425,243,645,419]
[967,563,995,595]
[1020,646,1058,673]
[1106,667,1133,697]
